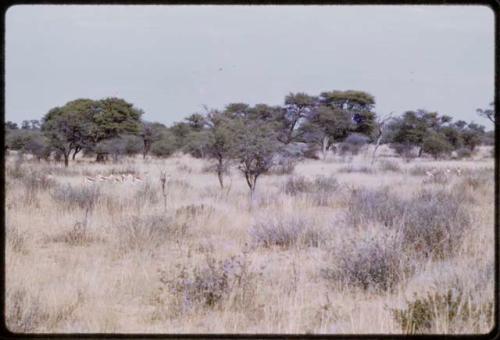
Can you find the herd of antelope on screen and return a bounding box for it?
[84,173,144,184]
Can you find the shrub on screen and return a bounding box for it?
[392,289,493,334]
[344,187,470,259]
[250,215,306,248]
[249,214,324,248]
[303,145,321,160]
[390,143,417,162]
[283,175,338,196]
[50,216,101,247]
[151,138,177,157]
[422,132,453,159]
[311,175,340,206]
[158,255,254,313]
[344,187,406,228]
[116,214,180,253]
[283,176,312,196]
[269,157,296,175]
[322,234,404,292]
[453,147,473,159]
[51,184,101,211]
[378,160,401,172]
[338,134,369,155]
[402,189,471,259]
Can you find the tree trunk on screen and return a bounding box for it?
[72,147,80,160]
[371,134,383,166]
[217,158,224,189]
[63,153,69,167]
[322,136,330,160]
[418,146,423,157]
[143,140,150,159]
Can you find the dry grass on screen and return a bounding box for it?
[5,147,494,334]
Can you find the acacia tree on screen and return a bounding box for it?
[204,110,238,188]
[41,100,95,166]
[477,102,495,124]
[277,92,316,144]
[300,105,352,159]
[231,115,281,199]
[89,98,143,161]
[41,98,143,166]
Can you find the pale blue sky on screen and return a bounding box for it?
[5,5,495,128]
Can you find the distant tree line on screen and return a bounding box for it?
[5,94,494,193]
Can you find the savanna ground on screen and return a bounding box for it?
[5,145,495,334]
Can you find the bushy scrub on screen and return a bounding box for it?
[157,255,256,315]
[402,189,471,259]
[344,187,406,228]
[344,187,471,259]
[392,288,493,334]
[51,184,101,211]
[322,234,404,292]
[377,160,402,172]
[282,175,339,205]
[115,214,179,253]
[250,214,324,249]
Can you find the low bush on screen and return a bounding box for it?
[378,160,402,172]
[51,184,101,211]
[392,288,493,334]
[116,214,183,253]
[453,148,473,159]
[282,176,312,196]
[158,255,255,314]
[344,187,471,259]
[269,157,296,175]
[250,215,306,248]
[250,214,324,249]
[50,220,101,247]
[344,187,406,228]
[322,234,404,292]
[402,189,471,259]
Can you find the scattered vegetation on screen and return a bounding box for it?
[322,234,405,292]
[51,184,101,211]
[392,288,493,334]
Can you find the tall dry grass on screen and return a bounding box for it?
[5,147,495,334]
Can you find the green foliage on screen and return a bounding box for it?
[95,135,143,161]
[140,121,167,157]
[232,116,281,193]
[150,130,177,157]
[421,132,453,159]
[41,97,143,165]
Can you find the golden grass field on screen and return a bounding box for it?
[5,145,495,334]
